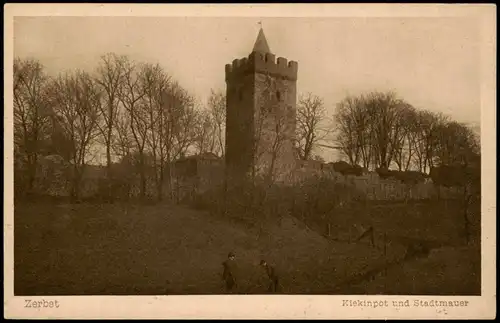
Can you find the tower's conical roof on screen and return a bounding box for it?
[252,28,271,54]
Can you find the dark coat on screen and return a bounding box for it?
[264,264,279,292]
[264,264,278,281]
[222,259,237,283]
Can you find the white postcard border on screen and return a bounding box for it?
[3,3,496,319]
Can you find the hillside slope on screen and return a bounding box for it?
[14,201,479,295]
[14,202,383,295]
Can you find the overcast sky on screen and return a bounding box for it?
[14,16,481,161]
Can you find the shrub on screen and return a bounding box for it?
[190,175,367,230]
[430,165,480,188]
[376,168,428,185]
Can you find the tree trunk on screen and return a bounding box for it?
[139,155,146,199]
[105,143,113,202]
[166,152,174,201]
[267,153,277,184]
[106,145,112,175]
[218,128,225,157]
[71,167,82,203]
[157,163,164,201]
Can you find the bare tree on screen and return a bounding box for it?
[412,110,449,173]
[296,93,327,161]
[428,119,480,243]
[334,89,480,176]
[434,121,480,167]
[168,84,198,160]
[334,95,368,167]
[335,91,421,171]
[134,63,197,201]
[157,81,198,200]
[48,70,101,200]
[139,62,172,201]
[13,58,52,193]
[207,89,226,157]
[266,104,290,183]
[364,91,402,169]
[387,102,415,171]
[118,59,149,198]
[110,107,135,199]
[399,106,420,171]
[112,107,134,161]
[193,107,217,155]
[94,53,127,179]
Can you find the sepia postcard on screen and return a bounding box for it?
[3,3,496,320]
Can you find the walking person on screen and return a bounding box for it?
[260,259,280,293]
[222,252,238,293]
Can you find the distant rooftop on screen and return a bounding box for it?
[176,152,221,162]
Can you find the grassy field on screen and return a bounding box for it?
[328,200,480,246]
[346,245,482,295]
[14,200,481,295]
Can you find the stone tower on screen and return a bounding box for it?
[225,28,298,182]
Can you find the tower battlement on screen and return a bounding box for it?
[225,52,298,82]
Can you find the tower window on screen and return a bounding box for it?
[276,91,281,101]
[239,88,244,101]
